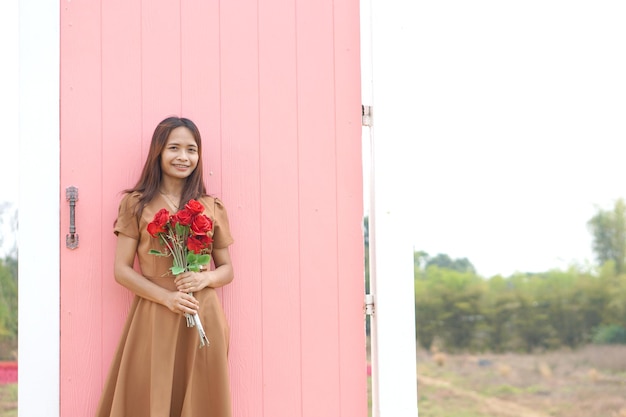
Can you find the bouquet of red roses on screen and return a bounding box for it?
[147,199,213,347]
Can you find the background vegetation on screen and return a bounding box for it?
[0,257,17,360]
[364,199,626,354]
[412,199,626,353]
[0,203,17,361]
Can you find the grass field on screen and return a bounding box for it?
[417,345,626,417]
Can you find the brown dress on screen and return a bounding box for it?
[96,193,234,417]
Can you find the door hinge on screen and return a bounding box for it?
[365,293,375,316]
[362,105,372,127]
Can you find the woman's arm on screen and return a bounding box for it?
[174,246,234,293]
[114,234,199,315]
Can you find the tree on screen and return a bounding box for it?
[588,198,626,274]
[542,270,587,348]
[481,276,516,352]
[414,251,476,274]
[508,274,555,352]
[414,277,441,350]
[0,257,17,360]
[0,203,18,359]
[415,266,483,351]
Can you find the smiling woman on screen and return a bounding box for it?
[95,116,235,417]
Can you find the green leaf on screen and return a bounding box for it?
[197,254,212,265]
[187,252,198,264]
[171,265,186,275]
[175,223,187,237]
[149,249,168,257]
[188,264,201,272]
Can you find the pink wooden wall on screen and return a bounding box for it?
[59,0,365,416]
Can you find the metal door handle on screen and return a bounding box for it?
[66,186,79,249]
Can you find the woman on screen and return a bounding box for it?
[96,117,234,417]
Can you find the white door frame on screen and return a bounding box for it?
[18,0,61,416]
[362,0,419,416]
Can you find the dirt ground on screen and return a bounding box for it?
[417,345,626,417]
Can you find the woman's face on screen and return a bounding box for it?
[160,126,199,181]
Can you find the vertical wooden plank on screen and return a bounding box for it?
[59,0,103,415]
[258,0,303,415]
[141,1,182,149]
[101,0,142,377]
[333,1,368,416]
[219,0,263,415]
[181,0,223,196]
[296,0,341,415]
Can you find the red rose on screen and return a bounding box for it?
[171,208,194,226]
[147,221,166,237]
[185,199,205,215]
[198,234,213,246]
[147,208,170,237]
[191,214,213,235]
[187,234,213,254]
[152,208,170,226]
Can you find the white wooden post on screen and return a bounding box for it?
[18,0,61,416]
[363,0,419,416]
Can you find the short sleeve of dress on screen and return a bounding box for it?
[114,193,140,239]
[212,197,234,249]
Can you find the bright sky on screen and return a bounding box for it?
[0,0,19,257]
[2,1,625,276]
[0,0,19,207]
[404,1,626,277]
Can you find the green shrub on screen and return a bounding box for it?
[592,324,626,345]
